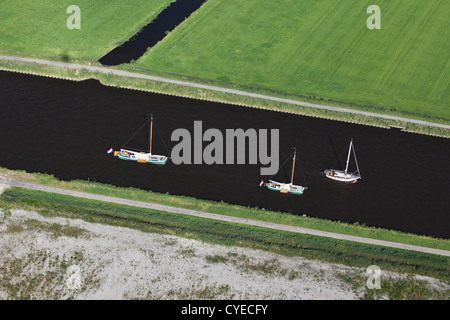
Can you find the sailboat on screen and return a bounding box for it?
[113,114,168,165]
[261,147,307,195]
[324,139,360,183]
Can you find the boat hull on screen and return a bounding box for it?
[266,180,306,195]
[116,149,168,165]
[324,169,360,183]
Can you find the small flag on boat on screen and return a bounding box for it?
[259,180,264,187]
[107,147,114,154]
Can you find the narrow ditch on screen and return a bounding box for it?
[99,0,207,66]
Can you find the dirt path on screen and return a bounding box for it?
[1,178,449,257]
[1,54,449,130]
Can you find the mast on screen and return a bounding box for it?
[352,141,361,176]
[345,139,352,174]
[291,147,296,184]
[149,114,153,154]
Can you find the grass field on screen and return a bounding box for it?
[0,0,174,61]
[137,0,450,120]
[1,0,448,131]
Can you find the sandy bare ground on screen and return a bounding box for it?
[1,209,448,300]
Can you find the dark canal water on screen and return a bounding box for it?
[0,71,449,238]
[99,0,207,66]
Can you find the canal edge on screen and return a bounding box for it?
[0,55,449,139]
[0,178,449,258]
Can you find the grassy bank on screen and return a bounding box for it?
[0,0,175,61]
[0,186,449,282]
[1,167,449,252]
[1,1,448,137]
[0,59,449,138]
[137,0,450,121]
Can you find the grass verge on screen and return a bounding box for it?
[1,166,449,253]
[0,187,449,282]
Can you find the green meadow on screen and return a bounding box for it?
[0,0,174,61]
[1,0,448,125]
[137,0,450,120]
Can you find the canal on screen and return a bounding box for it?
[0,71,449,238]
[99,0,207,66]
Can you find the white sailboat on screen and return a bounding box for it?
[324,139,361,183]
[113,114,168,165]
[262,147,307,195]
